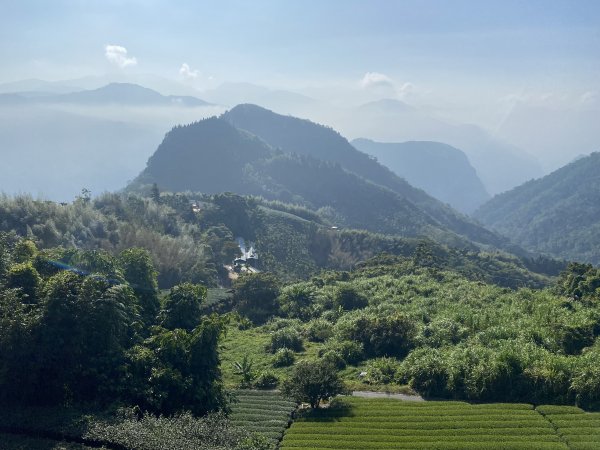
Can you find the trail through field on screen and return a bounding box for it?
[351,391,425,401]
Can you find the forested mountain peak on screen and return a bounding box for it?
[474,152,600,264]
[352,138,489,214]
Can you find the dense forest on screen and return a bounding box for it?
[475,152,600,265]
[129,110,517,254]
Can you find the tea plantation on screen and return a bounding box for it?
[229,390,297,446]
[539,405,600,450]
[281,397,569,449]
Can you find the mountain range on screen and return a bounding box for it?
[475,152,600,265]
[129,105,516,253]
[0,83,211,107]
[329,98,544,196]
[351,138,489,214]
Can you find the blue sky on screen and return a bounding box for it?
[2,0,598,83]
[1,0,599,124]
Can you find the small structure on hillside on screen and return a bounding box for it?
[233,237,260,273]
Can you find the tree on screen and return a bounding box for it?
[160,283,207,331]
[282,360,346,409]
[6,262,41,303]
[150,183,161,203]
[119,248,160,327]
[233,273,280,324]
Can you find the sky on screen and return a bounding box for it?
[2,0,598,95]
[1,0,599,176]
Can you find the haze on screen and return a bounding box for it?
[1,0,599,201]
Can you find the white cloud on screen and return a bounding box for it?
[360,71,394,89]
[360,72,414,99]
[179,63,199,80]
[105,45,137,68]
[580,91,598,105]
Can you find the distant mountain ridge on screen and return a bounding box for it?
[130,106,518,254]
[0,83,211,107]
[474,152,600,265]
[339,98,543,195]
[351,138,489,214]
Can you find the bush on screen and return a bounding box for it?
[364,357,402,385]
[320,340,364,366]
[272,348,295,367]
[254,371,279,389]
[333,284,368,310]
[267,327,304,353]
[278,284,317,320]
[304,318,333,342]
[321,350,346,369]
[335,312,416,358]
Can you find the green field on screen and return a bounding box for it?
[281,397,569,449]
[230,390,298,447]
[538,405,600,450]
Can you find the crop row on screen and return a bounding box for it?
[300,409,536,418]
[337,398,533,409]
[536,405,585,415]
[280,441,568,450]
[283,434,561,443]
[286,425,556,436]
[293,419,552,429]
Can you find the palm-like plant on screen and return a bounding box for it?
[233,355,255,388]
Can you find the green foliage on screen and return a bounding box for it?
[253,371,280,389]
[119,247,160,327]
[282,360,346,409]
[303,318,334,343]
[272,348,296,368]
[335,311,416,358]
[267,327,304,353]
[333,284,368,310]
[160,282,207,331]
[127,315,227,415]
[319,340,364,366]
[363,357,402,385]
[475,152,600,265]
[233,355,256,388]
[233,273,281,324]
[279,283,317,320]
[6,262,41,302]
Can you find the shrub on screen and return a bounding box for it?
[278,284,317,320]
[304,318,333,342]
[333,284,368,310]
[320,340,364,366]
[364,357,402,385]
[335,312,416,358]
[254,371,279,389]
[267,327,304,353]
[320,350,346,369]
[272,348,295,367]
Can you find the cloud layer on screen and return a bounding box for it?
[105,45,137,68]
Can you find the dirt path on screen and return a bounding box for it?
[351,391,425,401]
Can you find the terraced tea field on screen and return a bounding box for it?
[281,397,568,449]
[539,405,600,450]
[230,390,297,447]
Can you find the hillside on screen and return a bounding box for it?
[352,138,489,213]
[474,152,600,264]
[219,105,510,250]
[333,98,544,196]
